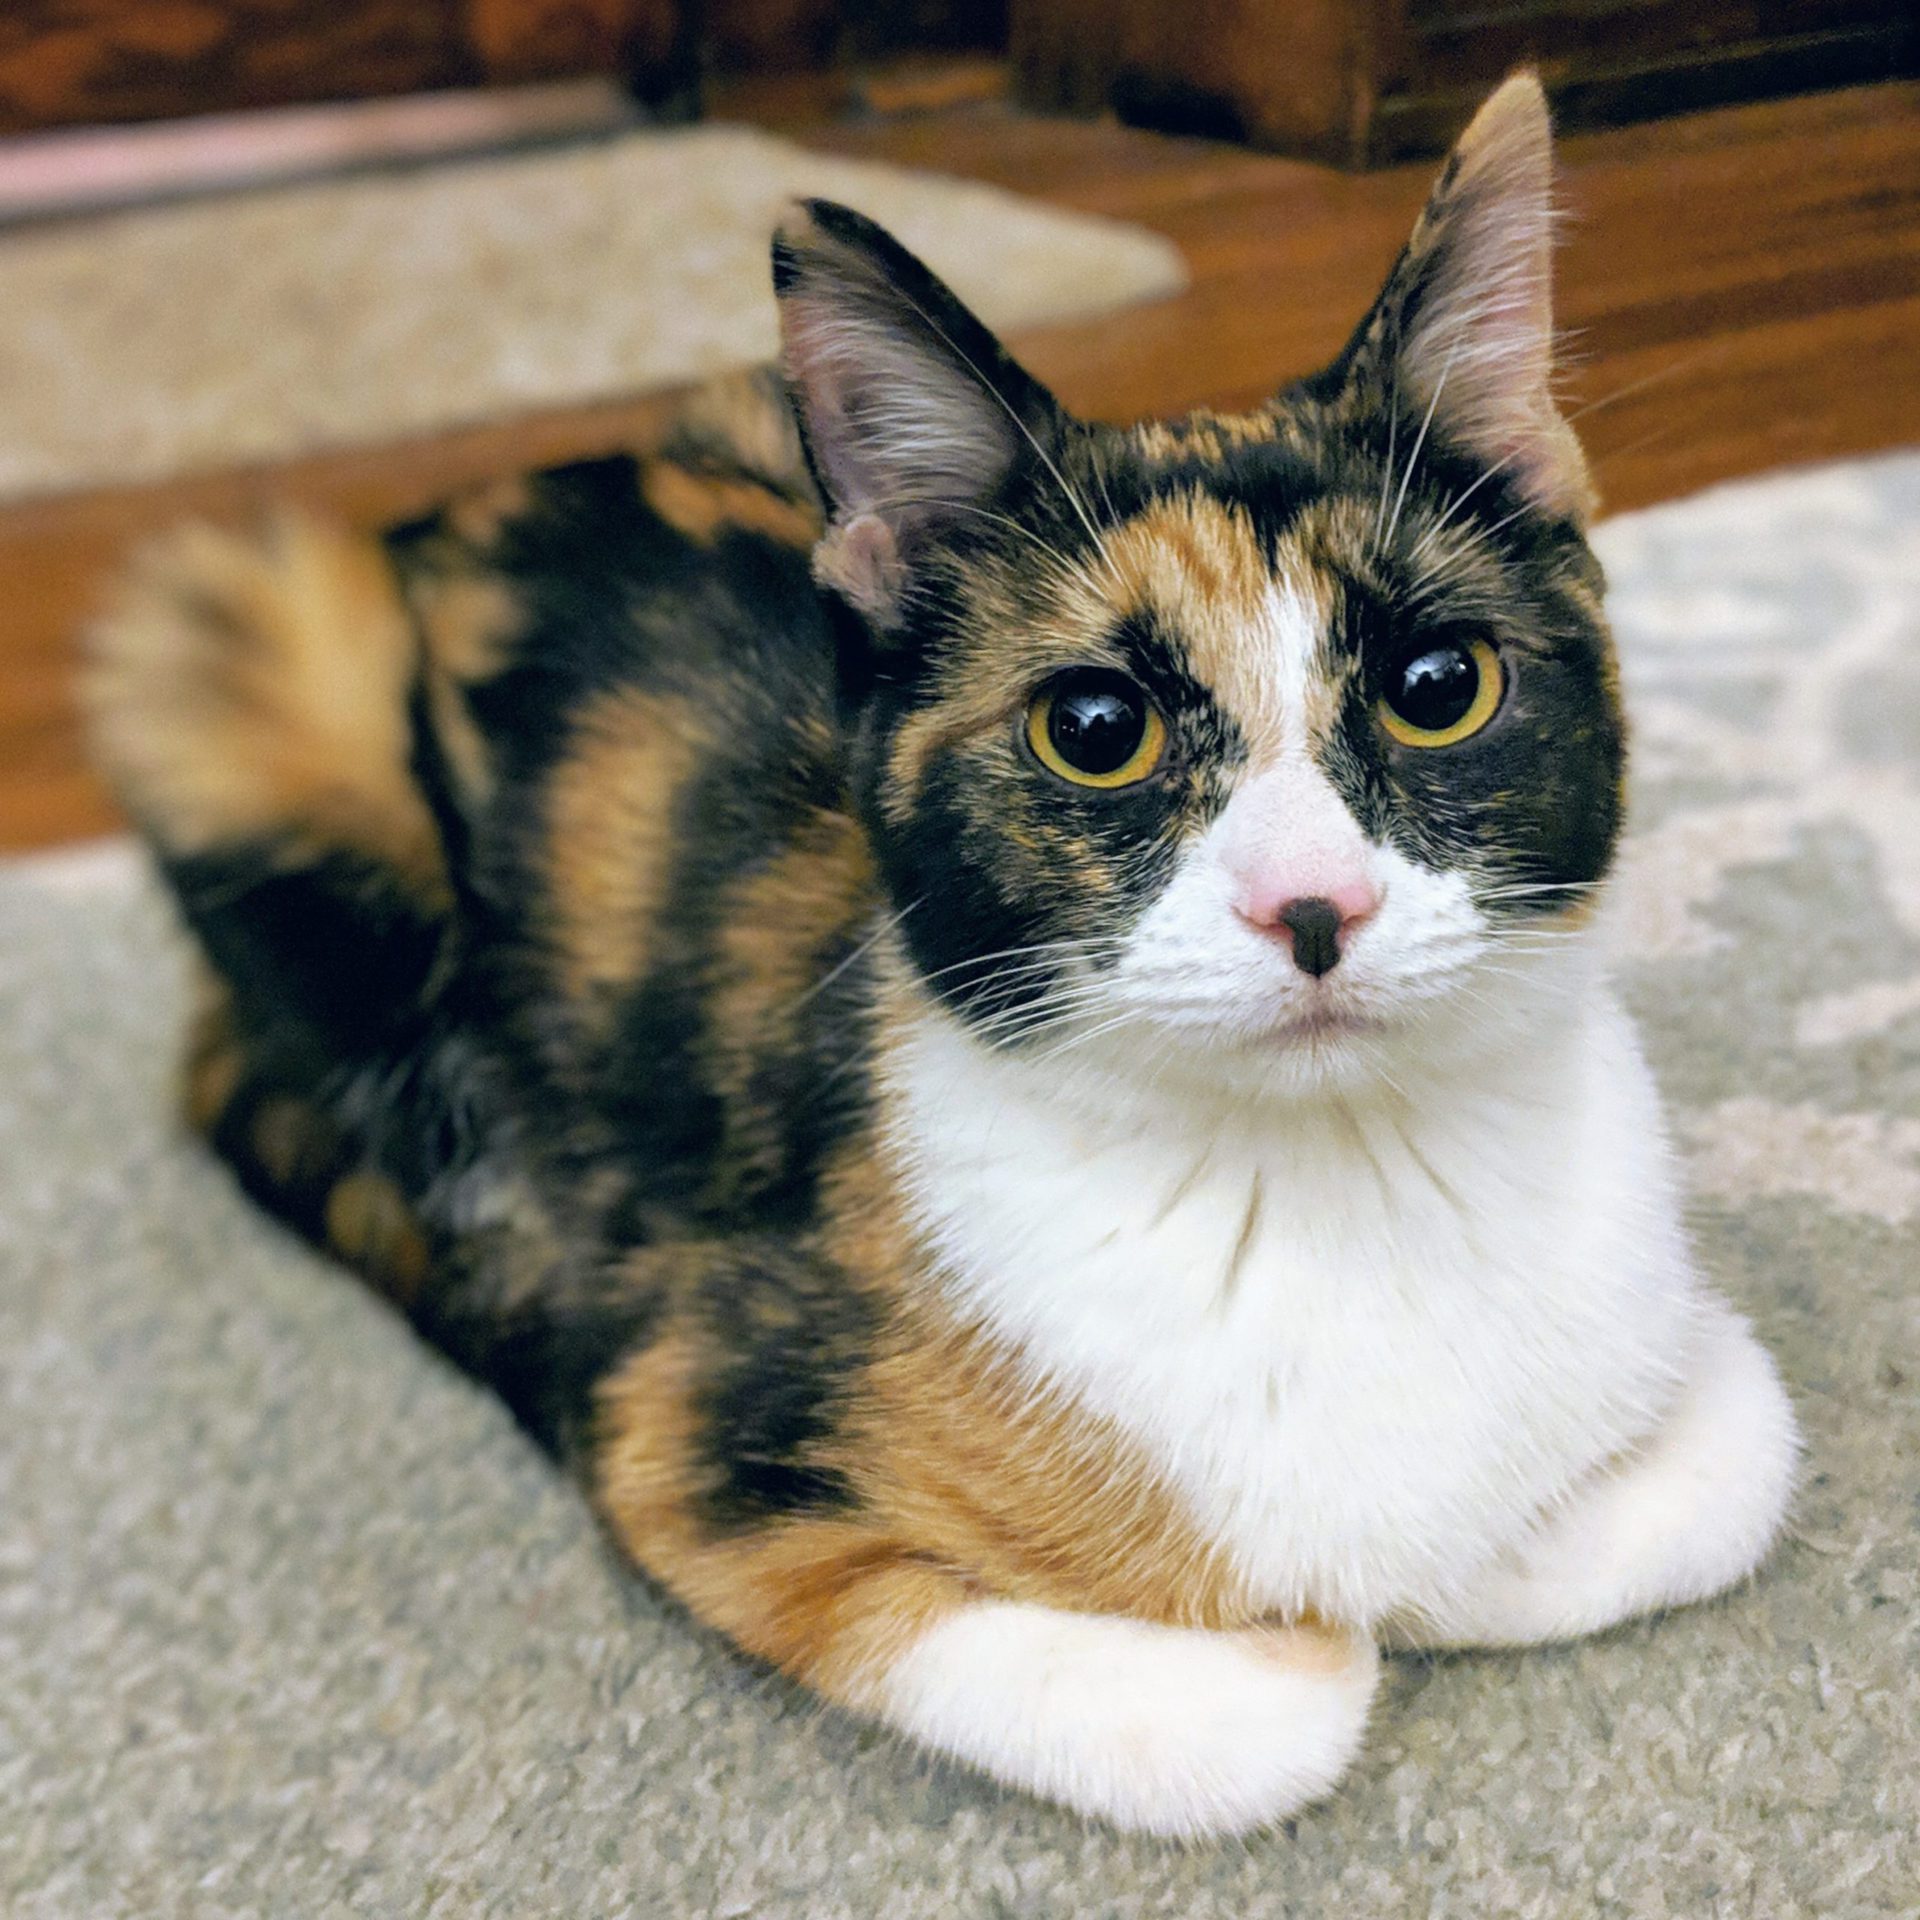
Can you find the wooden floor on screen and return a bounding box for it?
[3,77,1917,850]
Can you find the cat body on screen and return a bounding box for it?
[87,75,1798,1838]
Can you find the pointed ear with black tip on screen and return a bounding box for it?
[1349,72,1593,524]
[773,199,1066,627]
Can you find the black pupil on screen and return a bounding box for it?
[1388,644,1480,732]
[1048,674,1147,776]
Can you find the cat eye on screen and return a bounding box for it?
[1377,638,1505,748]
[1025,669,1168,789]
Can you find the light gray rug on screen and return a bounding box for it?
[3,454,1917,1918]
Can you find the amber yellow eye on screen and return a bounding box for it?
[1026,669,1168,789]
[1377,637,1504,748]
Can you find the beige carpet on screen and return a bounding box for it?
[2,454,1916,1916]
[0,122,1185,503]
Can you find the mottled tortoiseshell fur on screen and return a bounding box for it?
[86,79,1661,1830]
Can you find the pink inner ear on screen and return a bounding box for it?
[776,249,1023,534]
[777,294,876,508]
[783,266,1015,620]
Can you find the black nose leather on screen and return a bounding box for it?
[1278,897,1343,977]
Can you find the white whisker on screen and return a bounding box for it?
[1383,325,1469,556]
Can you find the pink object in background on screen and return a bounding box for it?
[0,79,633,225]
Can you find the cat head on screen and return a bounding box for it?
[773,73,1622,1097]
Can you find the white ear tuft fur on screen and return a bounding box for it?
[1383,73,1593,522]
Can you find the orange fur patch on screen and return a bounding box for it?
[709,811,875,1043]
[818,1119,1255,1629]
[1103,493,1339,760]
[583,1066,1273,1712]
[641,458,819,550]
[594,1263,1333,1718]
[324,1170,431,1302]
[402,564,525,813]
[858,1311,1255,1629]
[878,488,1347,803]
[444,474,537,551]
[882,680,1021,825]
[1128,408,1285,466]
[542,685,707,1009]
[877,557,1123,821]
[407,569,522,686]
[86,513,446,900]
[593,1322,959,1701]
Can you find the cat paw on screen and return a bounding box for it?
[1393,1297,1800,1648]
[875,1602,1379,1837]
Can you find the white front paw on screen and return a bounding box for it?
[879,1602,1380,1838]
[1399,1298,1800,1649]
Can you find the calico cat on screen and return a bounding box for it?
[86,73,1799,1838]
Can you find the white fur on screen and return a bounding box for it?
[892,949,1712,1628]
[879,1603,1379,1839]
[1386,1295,1800,1647]
[875,700,1799,1830]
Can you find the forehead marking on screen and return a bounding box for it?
[1125,408,1287,465]
[1096,494,1337,765]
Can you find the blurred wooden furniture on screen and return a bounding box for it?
[1013,0,1920,164]
[0,1,694,134]
[0,0,1012,136]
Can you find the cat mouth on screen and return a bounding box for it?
[1262,1007,1388,1046]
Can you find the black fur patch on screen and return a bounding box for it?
[1315,470,1623,903]
[428,1269,669,1462]
[692,1250,875,1530]
[165,840,445,1068]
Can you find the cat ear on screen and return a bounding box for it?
[1353,72,1593,523]
[773,199,1063,624]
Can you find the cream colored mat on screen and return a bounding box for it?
[0,123,1186,503]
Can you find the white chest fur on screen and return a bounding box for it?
[887,987,1706,1627]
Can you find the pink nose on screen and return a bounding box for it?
[1238,881,1380,977]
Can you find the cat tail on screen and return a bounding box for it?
[83,511,486,1306]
